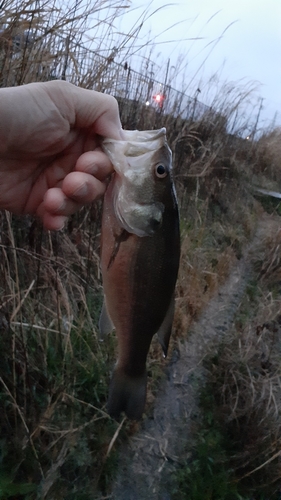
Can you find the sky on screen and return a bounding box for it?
[116,0,281,129]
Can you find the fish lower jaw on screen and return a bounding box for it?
[115,210,161,237]
[115,201,164,237]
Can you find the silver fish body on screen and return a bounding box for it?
[100,128,180,420]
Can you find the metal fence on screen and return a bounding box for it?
[0,28,211,121]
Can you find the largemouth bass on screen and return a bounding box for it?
[100,128,180,420]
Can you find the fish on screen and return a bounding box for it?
[100,128,180,420]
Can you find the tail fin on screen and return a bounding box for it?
[108,368,147,421]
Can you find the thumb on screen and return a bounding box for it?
[69,83,124,140]
[42,80,125,140]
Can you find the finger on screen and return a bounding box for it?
[75,149,113,180]
[43,213,67,231]
[42,172,107,230]
[43,187,80,216]
[62,171,107,204]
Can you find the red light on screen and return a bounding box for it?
[152,94,165,108]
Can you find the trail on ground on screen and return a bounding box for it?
[110,220,268,500]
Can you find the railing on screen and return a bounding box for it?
[0,28,212,121]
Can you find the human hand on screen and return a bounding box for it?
[0,80,123,230]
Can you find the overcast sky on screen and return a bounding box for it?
[117,0,281,128]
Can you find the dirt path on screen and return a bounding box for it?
[110,225,262,500]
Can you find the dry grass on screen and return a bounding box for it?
[199,217,281,496]
[251,216,281,284]
[208,305,281,495]
[0,209,123,497]
[255,127,281,184]
[0,0,151,89]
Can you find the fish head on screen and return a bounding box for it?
[103,128,176,237]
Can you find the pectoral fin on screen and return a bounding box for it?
[157,295,175,358]
[99,298,115,339]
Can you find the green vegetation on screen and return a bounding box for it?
[1,0,281,498]
[172,390,247,500]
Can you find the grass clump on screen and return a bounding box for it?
[172,389,248,500]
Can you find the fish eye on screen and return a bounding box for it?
[155,164,168,178]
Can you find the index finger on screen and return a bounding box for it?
[75,149,113,180]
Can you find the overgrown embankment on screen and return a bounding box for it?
[1,123,280,499]
[1,117,280,500]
